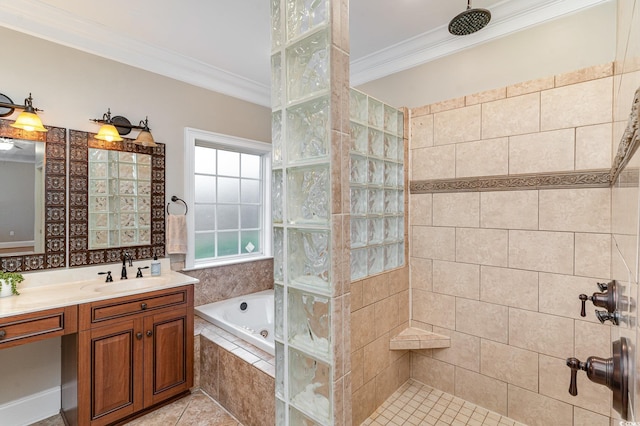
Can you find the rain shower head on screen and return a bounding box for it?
[448,0,491,36]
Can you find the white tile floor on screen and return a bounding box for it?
[362,380,526,426]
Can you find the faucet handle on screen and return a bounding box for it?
[136,266,149,278]
[566,357,584,396]
[597,282,609,292]
[98,271,113,283]
[579,294,588,317]
[595,310,620,325]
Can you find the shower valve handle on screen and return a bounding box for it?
[566,357,583,396]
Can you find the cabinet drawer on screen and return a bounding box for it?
[81,286,193,328]
[0,306,78,349]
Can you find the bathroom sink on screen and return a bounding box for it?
[81,276,169,293]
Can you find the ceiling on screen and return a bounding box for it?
[0,0,610,106]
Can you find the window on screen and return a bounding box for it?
[184,128,271,269]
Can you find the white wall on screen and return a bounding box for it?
[356,1,617,108]
[0,25,271,421]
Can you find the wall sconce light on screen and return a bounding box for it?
[0,92,48,132]
[91,109,156,146]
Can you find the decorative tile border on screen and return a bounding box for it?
[411,85,640,194]
[411,170,611,194]
[0,119,66,272]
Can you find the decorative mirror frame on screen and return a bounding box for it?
[0,119,66,272]
[68,129,165,267]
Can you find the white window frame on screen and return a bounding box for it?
[183,127,272,270]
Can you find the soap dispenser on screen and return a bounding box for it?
[151,252,161,276]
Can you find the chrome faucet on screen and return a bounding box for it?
[121,251,133,279]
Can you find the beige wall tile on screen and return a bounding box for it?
[410,257,432,291]
[351,280,363,312]
[575,233,612,279]
[456,228,508,267]
[374,296,398,338]
[411,145,455,180]
[389,266,409,295]
[432,326,480,372]
[539,273,605,322]
[433,104,481,145]
[352,304,376,350]
[508,309,573,358]
[411,105,430,117]
[455,137,509,178]
[456,298,508,343]
[573,407,610,426]
[554,63,614,87]
[612,186,640,237]
[352,379,376,426]
[480,266,538,311]
[363,334,390,383]
[482,93,540,139]
[396,290,410,325]
[411,352,455,394]
[454,368,507,415]
[575,319,611,361]
[508,230,574,274]
[412,226,456,261]
[410,113,433,149]
[507,76,555,97]
[433,260,480,299]
[351,348,364,391]
[410,193,432,227]
[509,129,575,174]
[430,96,465,113]
[541,77,613,131]
[362,273,389,307]
[413,289,456,330]
[508,385,573,426]
[539,354,611,416]
[466,87,506,106]
[613,70,640,122]
[480,190,538,230]
[575,123,613,170]
[539,188,611,233]
[433,192,479,227]
[480,340,538,392]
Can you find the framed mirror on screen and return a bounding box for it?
[0,119,66,272]
[68,129,165,266]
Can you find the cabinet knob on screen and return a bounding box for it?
[0,330,5,340]
[136,332,143,340]
[146,330,153,337]
[140,303,147,310]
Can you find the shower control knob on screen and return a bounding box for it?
[595,310,620,325]
[579,280,618,317]
[565,338,630,420]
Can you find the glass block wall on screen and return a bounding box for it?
[271,0,351,424]
[349,89,405,280]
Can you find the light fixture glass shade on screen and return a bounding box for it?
[134,130,157,147]
[10,111,48,132]
[95,124,123,142]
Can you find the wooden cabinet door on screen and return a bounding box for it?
[143,308,193,407]
[79,318,144,425]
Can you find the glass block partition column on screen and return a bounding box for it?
[271,0,351,425]
[349,89,405,281]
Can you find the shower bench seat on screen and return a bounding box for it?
[390,327,450,350]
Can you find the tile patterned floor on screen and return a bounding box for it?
[363,380,527,426]
[30,390,241,426]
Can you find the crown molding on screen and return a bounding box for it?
[0,0,271,107]
[351,0,613,86]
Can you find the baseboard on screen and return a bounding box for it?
[0,386,60,426]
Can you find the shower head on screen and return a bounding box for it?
[448,0,491,36]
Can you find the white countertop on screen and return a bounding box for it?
[0,259,199,319]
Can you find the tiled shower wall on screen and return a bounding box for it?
[409,63,640,426]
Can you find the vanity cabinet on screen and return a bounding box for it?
[61,285,194,426]
[0,306,77,350]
